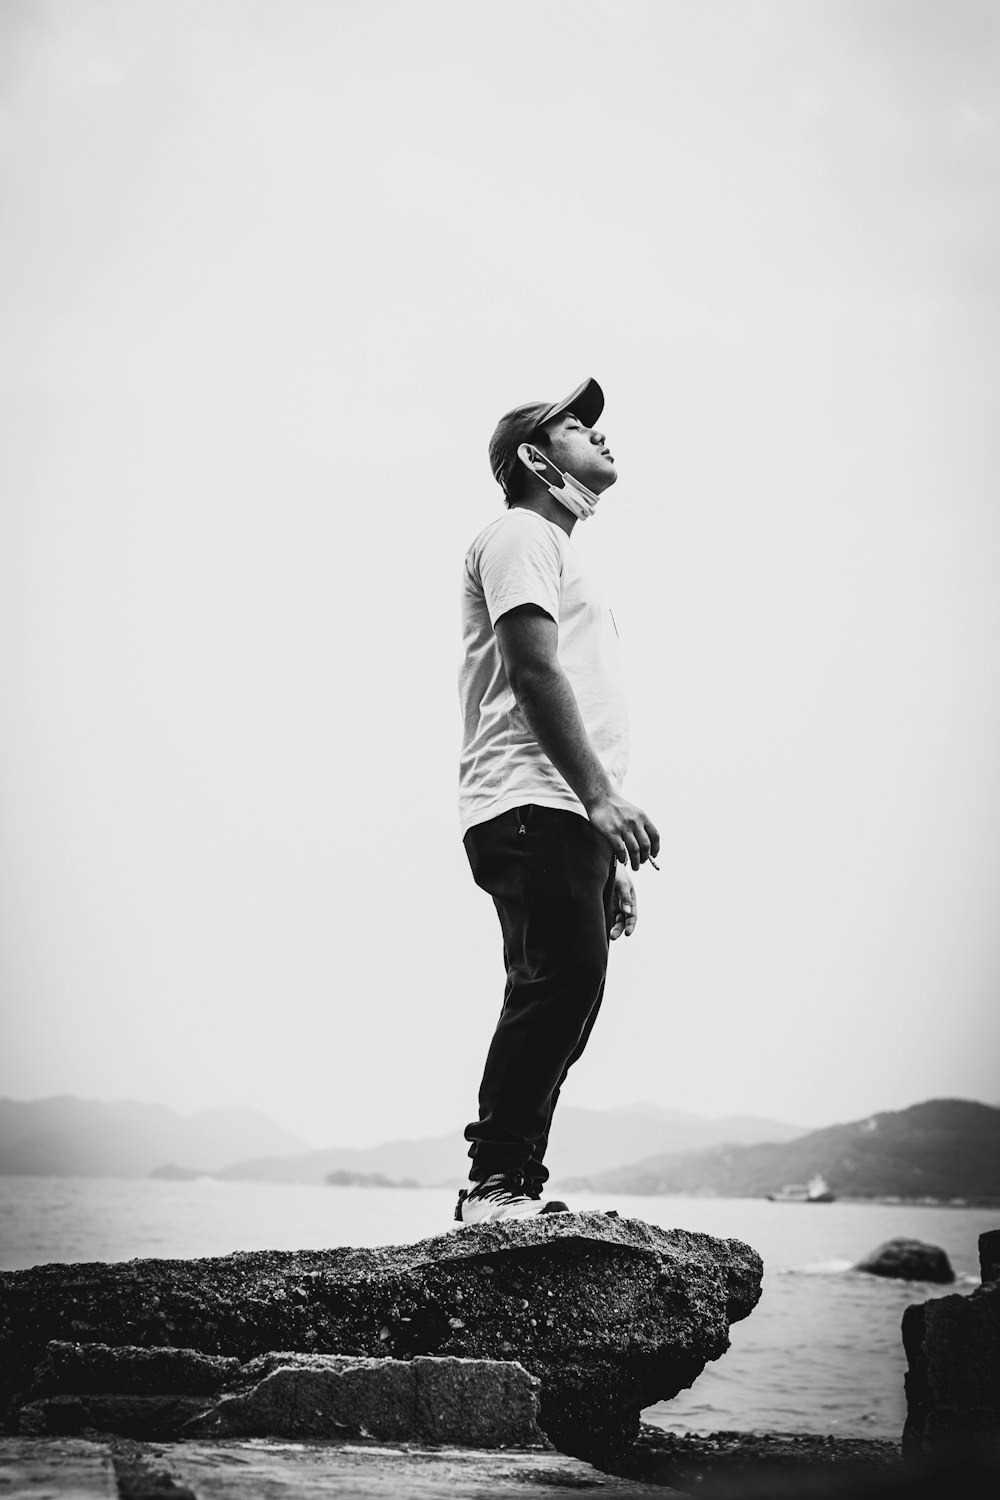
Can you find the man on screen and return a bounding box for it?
[455,376,659,1225]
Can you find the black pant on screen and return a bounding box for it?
[462,804,616,1185]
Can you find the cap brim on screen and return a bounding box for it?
[538,377,604,431]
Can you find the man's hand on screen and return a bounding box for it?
[587,791,660,870]
[610,866,637,940]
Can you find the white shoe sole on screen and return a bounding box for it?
[453,1196,571,1226]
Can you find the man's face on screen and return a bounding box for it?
[538,411,618,494]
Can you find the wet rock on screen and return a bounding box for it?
[0,1212,762,1467]
[855,1237,955,1284]
[902,1229,1000,1458]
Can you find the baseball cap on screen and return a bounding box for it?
[488,377,605,493]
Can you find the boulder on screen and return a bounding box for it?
[0,1211,762,1467]
[902,1229,1000,1458]
[855,1238,954,1284]
[18,1344,551,1449]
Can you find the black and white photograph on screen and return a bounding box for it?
[1,2,998,1494]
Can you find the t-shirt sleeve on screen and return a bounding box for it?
[474,515,562,629]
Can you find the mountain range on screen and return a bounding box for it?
[0,1096,803,1183]
[566,1099,1000,1205]
[3,1096,995,1202]
[214,1104,807,1187]
[0,1097,309,1178]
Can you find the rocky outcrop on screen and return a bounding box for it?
[855,1238,955,1284]
[0,1211,762,1467]
[17,1343,551,1449]
[902,1229,1000,1458]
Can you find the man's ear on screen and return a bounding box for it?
[517,442,545,474]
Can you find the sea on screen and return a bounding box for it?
[1,1177,994,1443]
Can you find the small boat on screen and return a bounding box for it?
[766,1174,836,1203]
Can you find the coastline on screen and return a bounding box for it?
[0,1427,909,1500]
[14,1425,994,1500]
[624,1423,901,1483]
[616,1426,1000,1498]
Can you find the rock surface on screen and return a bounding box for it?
[0,1436,677,1499]
[19,1343,551,1449]
[0,1436,117,1498]
[624,1423,902,1491]
[902,1228,1000,1458]
[0,1211,762,1466]
[9,1430,1000,1500]
[187,1353,548,1448]
[854,1237,955,1283]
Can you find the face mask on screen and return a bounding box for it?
[516,445,601,521]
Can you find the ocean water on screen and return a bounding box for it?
[0,1176,994,1441]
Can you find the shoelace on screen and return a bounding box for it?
[474,1178,523,1202]
[470,1174,540,1203]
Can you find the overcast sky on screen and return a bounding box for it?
[2,0,998,1150]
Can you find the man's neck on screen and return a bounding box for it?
[508,492,577,537]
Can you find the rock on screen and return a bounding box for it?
[982,1228,1000,1285]
[15,1341,239,1440]
[855,1237,955,1283]
[18,1342,551,1448]
[626,1427,1000,1500]
[188,1352,549,1447]
[31,1340,242,1396]
[0,1437,117,1498]
[902,1229,1000,1458]
[0,1435,677,1498]
[0,1211,762,1467]
[623,1423,902,1489]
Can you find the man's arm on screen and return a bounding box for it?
[495,604,659,870]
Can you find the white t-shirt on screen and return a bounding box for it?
[458,508,630,833]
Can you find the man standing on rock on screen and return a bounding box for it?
[456,377,660,1224]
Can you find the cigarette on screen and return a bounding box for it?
[649,858,660,871]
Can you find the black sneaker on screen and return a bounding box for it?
[453,1172,570,1225]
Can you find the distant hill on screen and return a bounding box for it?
[325,1170,420,1188]
[0,1097,310,1178]
[217,1104,806,1187]
[0,1095,807,1184]
[567,1099,1000,1205]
